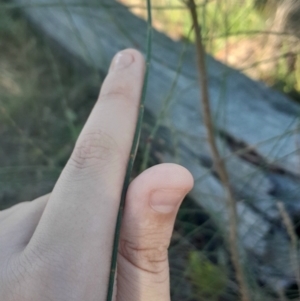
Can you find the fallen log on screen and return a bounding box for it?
[13,0,300,295]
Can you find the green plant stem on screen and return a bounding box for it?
[140,33,190,172]
[105,1,152,300]
[187,1,250,301]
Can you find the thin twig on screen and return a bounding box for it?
[105,1,152,301]
[277,286,288,301]
[186,1,250,301]
[140,29,191,171]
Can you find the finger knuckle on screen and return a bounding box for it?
[100,89,139,111]
[69,131,119,170]
[1,248,77,300]
[0,254,36,300]
[101,90,129,102]
[119,238,169,275]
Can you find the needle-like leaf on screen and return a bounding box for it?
[105,1,152,300]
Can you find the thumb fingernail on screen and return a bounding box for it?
[150,189,186,214]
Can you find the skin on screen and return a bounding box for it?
[0,49,194,301]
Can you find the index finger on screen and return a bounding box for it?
[24,49,145,298]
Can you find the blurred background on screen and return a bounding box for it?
[1,0,300,300]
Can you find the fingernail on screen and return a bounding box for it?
[110,51,134,72]
[150,189,186,214]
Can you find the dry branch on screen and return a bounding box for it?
[187,1,250,300]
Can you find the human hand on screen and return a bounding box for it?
[0,49,194,301]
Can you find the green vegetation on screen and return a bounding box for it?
[123,0,300,99]
[122,0,264,47]
[188,251,227,300]
[0,9,100,208]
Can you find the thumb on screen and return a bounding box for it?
[117,163,194,301]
